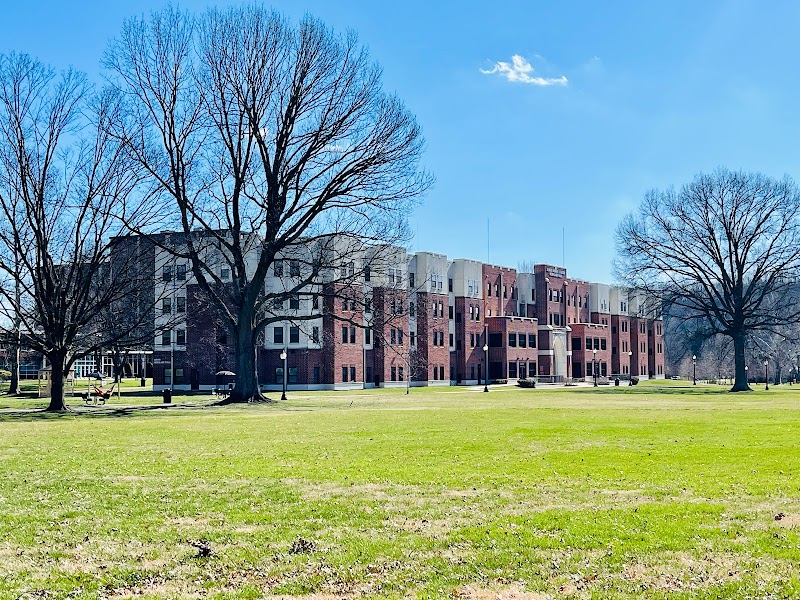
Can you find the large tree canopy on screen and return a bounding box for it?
[615,168,800,392]
[104,5,431,403]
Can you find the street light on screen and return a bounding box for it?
[764,359,769,391]
[627,350,633,386]
[280,349,287,400]
[483,342,489,392]
[592,348,598,387]
[692,354,697,385]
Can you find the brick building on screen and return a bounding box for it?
[111,231,665,391]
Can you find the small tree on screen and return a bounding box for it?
[0,54,163,410]
[616,169,800,392]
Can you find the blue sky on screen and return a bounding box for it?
[3,0,799,283]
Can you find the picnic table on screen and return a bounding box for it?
[80,384,116,406]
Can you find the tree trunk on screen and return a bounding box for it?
[46,352,68,412]
[7,328,20,395]
[730,328,751,392]
[224,320,262,403]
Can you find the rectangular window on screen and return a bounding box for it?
[494,284,499,297]
[601,362,607,377]
[342,326,348,344]
[312,326,319,344]
[391,366,397,381]
[365,328,371,344]
[350,366,356,382]
[221,268,230,280]
[275,367,283,384]
[469,305,474,320]
[164,368,172,385]
[519,334,526,348]
[288,367,298,384]
[449,333,453,347]
[470,333,475,347]
[409,302,416,317]
[162,265,172,282]
[530,361,537,376]
[274,260,283,276]
[161,330,171,346]
[509,362,517,378]
[410,331,415,346]
[290,261,300,277]
[176,329,186,345]
[398,366,404,381]
[398,330,404,344]
[503,285,507,298]
[350,327,356,344]
[593,338,600,350]
[529,334,536,348]
[176,297,186,313]
[509,333,517,347]
[364,265,370,282]
[600,338,607,350]
[342,366,348,382]
[289,326,299,344]
[350,299,356,311]
[448,278,453,292]
[343,298,349,311]
[585,337,592,350]
[176,264,186,281]
[391,329,397,345]
[438,331,444,346]
[449,305,454,319]
[162,298,171,314]
[289,295,300,310]
[409,272,415,288]
[487,282,492,296]
[274,326,284,344]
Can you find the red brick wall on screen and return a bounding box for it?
[610,315,632,375]
[415,291,450,381]
[630,317,649,377]
[453,296,486,381]
[482,264,517,317]
[373,287,409,384]
[648,320,665,377]
[570,323,612,379]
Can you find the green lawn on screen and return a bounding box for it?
[1,383,800,599]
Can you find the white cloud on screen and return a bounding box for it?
[480,54,568,86]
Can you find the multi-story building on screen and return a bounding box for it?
[111,231,666,391]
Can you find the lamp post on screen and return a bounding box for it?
[140,349,153,388]
[692,354,697,385]
[280,349,287,400]
[628,350,633,386]
[592,348,598,387]
[483,343,489,392]
[764,359,769,391]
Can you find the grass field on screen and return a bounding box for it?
[1,382,800,599]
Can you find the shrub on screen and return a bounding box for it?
[631,377,639,386]
[517,378,536,388]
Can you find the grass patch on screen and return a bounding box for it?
[1,384,799,598]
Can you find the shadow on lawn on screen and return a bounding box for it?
[593,384,735,395]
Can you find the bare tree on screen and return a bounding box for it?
[0,53,162,411]
[616,169,800,392]
[104,6,431,402]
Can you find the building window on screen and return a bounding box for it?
[391,366,397,381]
[350,327,356,344]
[312,326,319,344]
[585,337,592,350]
[398,366,404,381]
[364,265,370,282]
[221,268,230,280]
[509,362,517,378]
[164,368,172,385]
[290,326,300,344]
[530,361,537,376]
[503,285,507,298]
[519,334,526,348]
[448,278,453,292]
[600,338,607,350]
[350,366,356,382]
[288,367,298,384]
[593,338,600,350]
[162,265,172,282]
[274,326,284,344]
[341,326,348,344]
[176,264,186,281]
[439,331,444,346]
[275,367,284,384]
[274,260,283,276]
[409,272,415,288]
[289,295,300,310]
[410,331,416,346]
[176,297,186,313]
[162,298,171,314]
[176,329,186,346]
[409,302,415,317]
[161,330,171,346]
[529,334,536,348]
[509,333,516,347]
[290,261,300,277]
[469,305,474,320]
[342,366,348,382]
[449,305,454,319]
[391,329,397,345]
[449,333,453,347]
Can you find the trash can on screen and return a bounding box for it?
[163,389,172,404]
[614,378,620,386]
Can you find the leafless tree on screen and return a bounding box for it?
[616,169,800,392]
[104,6,431,402]
[0,53,164,411]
